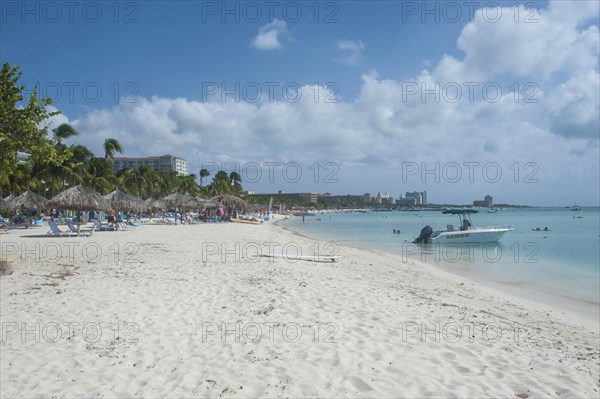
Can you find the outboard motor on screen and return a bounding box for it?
[413,225,433,243]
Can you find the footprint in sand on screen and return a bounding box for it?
[347,376,373,392]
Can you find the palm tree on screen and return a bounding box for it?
[71,144,95,168]
[229,171,243,194]
[52,124,79,144]
[209,176,233,196]
[103,138,124,160]
[229,171,241,184]
[214,170,230,181]
[199,168,210,187]
[51,124,79,156]
[178,174,200,196]
[57,158,86,188]
[121,167,150,197]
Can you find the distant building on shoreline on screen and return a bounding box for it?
[397,191,427,206]
[246,190,432,208]
[248,191,319,204]
[374,191,393,205]
[473,195,493,207]
[111,154,188,176]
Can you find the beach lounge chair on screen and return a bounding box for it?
[84,224,96,237]
[65,219,77,233]
[65,220,96,237]
[92,219,114,231]
[116,221,133,231]
[47,220,76,237]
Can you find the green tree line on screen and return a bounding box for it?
[0,62,242,200]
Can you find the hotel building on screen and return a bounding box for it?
[111,154,189,176]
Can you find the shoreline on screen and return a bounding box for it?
[1,220,599,397]
[276,216,600,323]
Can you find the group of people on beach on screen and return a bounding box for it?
[0,207,41,229]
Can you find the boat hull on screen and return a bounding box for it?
[429,228,511,243]
[230,218,262,225]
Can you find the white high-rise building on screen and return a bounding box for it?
[112,154,189,176]
[398,191,428,206]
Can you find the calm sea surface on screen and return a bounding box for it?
[280,207,600,316]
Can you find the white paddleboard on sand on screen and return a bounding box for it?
[256,254,340,263]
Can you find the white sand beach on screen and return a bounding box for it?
[1,217,598,398]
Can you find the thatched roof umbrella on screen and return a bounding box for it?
[188,196,204,210]
[189,197,219,210]
[159,192,196,224]
[211,195,248,212]
[202,199,222,208]
[142,197,162,211]
[48,185,111,212]
[10,190,48,211]
[104,190,144,212]
[0,197,10,211]
[160,192,195,209]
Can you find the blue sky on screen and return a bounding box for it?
[2,0,599,205]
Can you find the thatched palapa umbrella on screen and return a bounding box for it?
[190,197,222,209]
[0,197,10,210]
[210,195,248,212]
[159,192,196,224]
[202,200,222,208]
[104,190,144,212]
[10,190,48,211]
[142,197,162,211]
[160,192,195,209]
[48,185,111,212]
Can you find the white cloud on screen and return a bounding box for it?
[64,69,598,204]
[430,4,599,83]
[546,70,600,139]
[336,40,365,65]
[54,0,599,204]
[250,19,288,50]
[426,1,599,140]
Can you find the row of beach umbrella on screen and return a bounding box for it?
[0,186,249,213]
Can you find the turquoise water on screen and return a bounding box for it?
[281,208,600,316]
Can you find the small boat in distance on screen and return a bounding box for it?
[413,209,513,244]
[571,203,581,211]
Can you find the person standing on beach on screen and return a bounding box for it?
[107,208,116,229]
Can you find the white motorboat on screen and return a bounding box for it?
[413,209,513,244]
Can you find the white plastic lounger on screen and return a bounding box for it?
[92,219,114,231]
[60,220,96,237]
[47,221,76,237]
[65,220,95,236]
[116,222,133,231]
